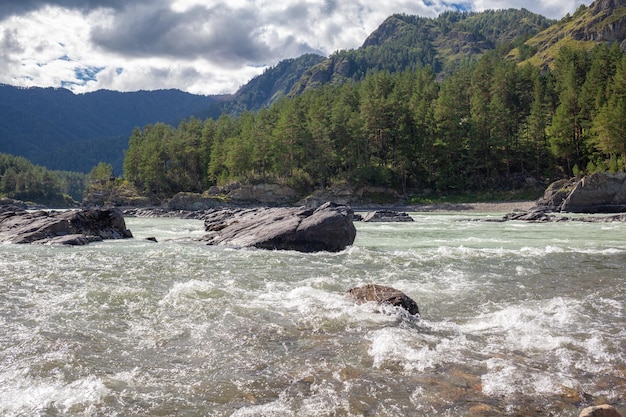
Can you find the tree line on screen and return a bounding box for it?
[0,153,86,205]
[123,43,626,200]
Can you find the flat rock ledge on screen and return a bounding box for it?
[201,202,356,252]
[491,209,626,223]
[347,284,420,316]
[0,207,133,245]
[360,210,414,222]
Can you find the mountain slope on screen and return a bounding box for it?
[3,4,626,175]
[0,85,217,173]
[290,9,555,94]
[515,0,626,67]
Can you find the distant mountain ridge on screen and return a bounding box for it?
[0,85,217,173]
[2,2,626,174]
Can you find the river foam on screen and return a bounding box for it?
[1,215,625,416]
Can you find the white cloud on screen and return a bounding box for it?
[0,0,593,95]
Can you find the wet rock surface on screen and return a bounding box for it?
[0,207,133,245]
[347,284,419,315]
[201,202,356,252]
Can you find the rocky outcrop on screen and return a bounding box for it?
[579,404,622,417]
[571,0,626,45]
[82,181,151,208]
[0,197,28,210]
[536,173,626,213]
[300,185,401,208]
[347,284,420,316]
[226,183,297,205]
[165,184,298,209]
[361,210,414,222]
[167,192,223,211]
[0,207,133,245]
[201,202,356,252]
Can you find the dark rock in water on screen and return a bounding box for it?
[0,207,133,245]
[497,209,626,223]
[361,210,414,222]
[202,202,356,252]
[145,236,158,243]
[347,284,419,316]
[502,209,555,222]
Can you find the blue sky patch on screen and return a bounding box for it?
[75,66,105,83]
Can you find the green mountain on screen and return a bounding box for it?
[2,2,626,175]
[288,9,554,95]
[224,54,327,111]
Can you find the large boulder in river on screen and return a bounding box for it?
[0,207,133,245]
[347,284,420,315]
[202,202,356,252]
[561,172,626,213]
[537,173,626,213]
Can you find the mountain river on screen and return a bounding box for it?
[1,212,625,416]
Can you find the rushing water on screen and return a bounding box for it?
[1,212,625,416]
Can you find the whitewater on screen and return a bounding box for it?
[1,212,625,416]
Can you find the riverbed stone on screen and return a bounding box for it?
[202,202,356,252]
[347,284,419,315]
[579,405,622,417]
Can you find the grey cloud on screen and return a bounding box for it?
[90,3,323,67]
[323,0,339,15]
[0,0,143,19]
[1,28,24,54]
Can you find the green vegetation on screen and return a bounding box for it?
[121,44,626,203]
[0,153,86,206]
[292,9,554,95]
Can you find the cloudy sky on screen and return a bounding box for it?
[0,0,591,96]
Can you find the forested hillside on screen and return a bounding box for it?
[290,9,554,94]
[3,2,626,200]
[122,44,626,201]
[0,9,555,176]
[0,86,218,173]
[0,153,86,205]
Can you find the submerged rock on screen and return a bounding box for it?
[201,202,356,252]
[0,207,133,245]
[347,284,419,316]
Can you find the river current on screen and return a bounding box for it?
[1,212,625,416]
